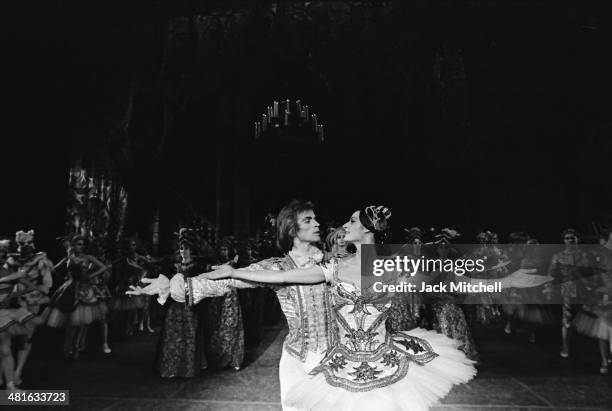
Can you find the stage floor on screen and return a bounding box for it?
[19,321,612,411]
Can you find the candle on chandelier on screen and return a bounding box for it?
[286,99,290,112]
[254,122,260,139]
[267,107,272,119]
[262,114,268,131]
[304,105,309,119]
[312,114,317,130]
[319,124,324,142]
[273,101,279,117]
[297,100,302,113]
[284,110,289,126]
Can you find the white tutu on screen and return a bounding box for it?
[286,328,476,411]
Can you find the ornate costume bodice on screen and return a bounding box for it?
[185,247,336,362]
[15,252,53,305]
[68,255,93,282]
[310,258,438,391]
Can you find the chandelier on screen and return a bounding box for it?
[254,99,324,142]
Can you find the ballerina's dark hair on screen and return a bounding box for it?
[358,205,392,244]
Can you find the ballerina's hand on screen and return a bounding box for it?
[206,265,235,280]
[501,269,553,289]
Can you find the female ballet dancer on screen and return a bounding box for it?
[573,230,612,374]
[47,235,110,359]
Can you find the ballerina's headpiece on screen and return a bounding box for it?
[360,205,392,233]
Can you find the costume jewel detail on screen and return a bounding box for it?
[348,362,383,382]
[328,354,347,371]
[381,351,401,367]
[397,338,425,353]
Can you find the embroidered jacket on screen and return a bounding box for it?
[184,248,336,362]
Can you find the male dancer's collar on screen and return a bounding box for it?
[288,246,323,267]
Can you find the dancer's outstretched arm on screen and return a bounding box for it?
[127,258,295,304]
[204,264,326,285]
[397,267,551,290]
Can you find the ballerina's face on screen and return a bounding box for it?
[295,210,321,243]
[342,211,368,243]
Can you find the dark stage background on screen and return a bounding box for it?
[2,1,612,255]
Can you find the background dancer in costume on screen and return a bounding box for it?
[386,227,426,333]
[573,230,612,374]
[89,238,113,354]
[46,235,110,359]
[156,228,208,378]
[324,227,349,259]
[3,230,53,386]
[465,231,503,327]
[0,238,35,392]
[514,238,554,343]
[111,237,151,337]
[547,228,592,358]
[204,237,244,370]
[423,228,479,362]
[237,239,265,348]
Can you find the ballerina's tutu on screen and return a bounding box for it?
[47,301,108,327]
[574,306,612,341]
[286,259,476,411]
[70,301,108,326]
[286,327,475,411]
[0,307,36,336]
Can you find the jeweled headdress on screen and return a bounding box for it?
[363,205,392,232]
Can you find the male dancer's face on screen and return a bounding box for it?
[295,210,320,244]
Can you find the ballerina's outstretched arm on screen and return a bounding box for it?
[396,266,552,290]
[203,264,326,285]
